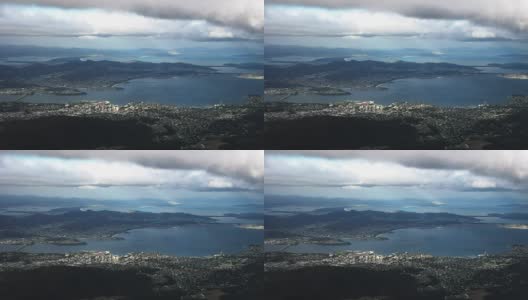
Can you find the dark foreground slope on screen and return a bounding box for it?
[264,96,528,149]
[0,247,263,300]
[0,97,262,149]
[264,246,528,300]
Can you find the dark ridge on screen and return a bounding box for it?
[264,96,528,150]
[477,111,528,149]
[477,260,528,299]
[264,266,439,300]
[0,99,262,150]
[0,116,159,150]
[263,116,429,149]
[0,266,182,300]
[205,109,264,150]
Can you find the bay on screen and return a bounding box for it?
[0,74,263,106]
[266,223,528,257]
[266,73,528,107]
[1,224,263,256]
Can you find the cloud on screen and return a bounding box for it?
[0,151,263,192]
[266,151,528,192]
[268,0,528,35]
[0,4,259,41]
[265,4,521,41]
[266,7,515,40]
[10,151,263,184]
[470,178,497,189]
[2,0,263,33]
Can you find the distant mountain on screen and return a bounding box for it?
[265,44,528,64]
[266,59,479,89]
[266,208,478,240]
[0,209,213,242]
[0,59,215,90]
[267,209,477,230]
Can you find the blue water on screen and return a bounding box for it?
[1,224,263,256]
[265,223,528,257]
[0,74,263,106]
[266,73,528,107]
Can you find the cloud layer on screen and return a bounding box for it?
[267,0,528,41]
[0,1,263,41]
[0,151,263,192]
[266,151,528,192]
[4,0,263,32]
[268,0,527,33]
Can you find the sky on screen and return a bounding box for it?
[0,0,263,50]
[2,150,528,215]
[265,151,528,214]
[0,151,264,203]
[265,0,528,51]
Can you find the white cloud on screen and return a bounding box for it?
[470,178,497,189]
[0,4,260,41]
[207,178,235,189]
[2,0,263,33]
[470,28,496,39]
[269,151,528,186]
[0,151,264,192]
[268,0,528,35]
[265,151,525,192]
[11,150,264,185]
[78,185,98,190]
[265,5,518,41]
